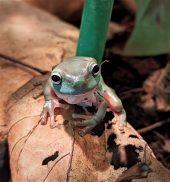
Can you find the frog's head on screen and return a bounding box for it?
[50,56,100,95]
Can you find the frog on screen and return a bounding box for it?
[40,56,126,136]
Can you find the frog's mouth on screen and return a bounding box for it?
[54,88,96,105]
[56,88,96,97]
[53,83,97,95]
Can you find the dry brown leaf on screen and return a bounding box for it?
[12,0,84,22]
[0,59,36,142]
[0,0,79,142]
[143,63,170,112]
[7,78,170,181]
[163,140,170,153]
[0,0,79,71]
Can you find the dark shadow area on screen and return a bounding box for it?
[0,141,10,182]
[107,134,141,169]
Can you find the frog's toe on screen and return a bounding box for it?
[50,116,56,128]
[72,114,92,120]
[118,121,127,132]
[41,118,48,125]
[40,112,48,125]
[50,122,57,129]
[72,119,97,136]
[78,119,97,136]
[110,118,117,124]
[79,130,86,137]
[49,112,57,129]
[118,125,124,132]
[79,124,96,137]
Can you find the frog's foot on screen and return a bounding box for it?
[40,100,69,128]
[40,106,56,128]
[82,106,92,115]
[40,111,48,125]
[73,118,97,137]
[118,109,127,131]
[72,113,92,120]
[110,117,117,125]
[110,114,127,132]
[118,120,127,132]
[110,118,126,132]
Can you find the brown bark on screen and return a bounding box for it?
[0,0,169,181]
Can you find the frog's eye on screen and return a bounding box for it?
[51,73,62,84]
[89,63,100,76]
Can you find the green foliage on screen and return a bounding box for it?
[123,0,170,56]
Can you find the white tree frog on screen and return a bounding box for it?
[41,56,126,136]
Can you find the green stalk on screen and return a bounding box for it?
[76,0,114,64]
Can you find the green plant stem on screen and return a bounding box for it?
[76,0,114,64]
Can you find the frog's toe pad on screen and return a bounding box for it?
[118,126,125,132]
[50,123,57,129]
[40,113,48,125]
[41,120,47,125]
[78,124,96,137]
[78,130,86,137]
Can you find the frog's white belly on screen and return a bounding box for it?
[55,90,97,106]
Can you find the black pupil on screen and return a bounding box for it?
[52,75,61,82]
[92,65,99,74]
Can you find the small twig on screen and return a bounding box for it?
[10,116,40,156]
[16,120,41,181]
[104,123,108,151]
[120,88,144,99]
[153,131,165,142]
[43,153,70,182]
[137,119,170,134]
[8,115,40,135]
[66,131,75,182]
[0,53,48,75]
[10,134,28,156]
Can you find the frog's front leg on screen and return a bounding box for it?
[98,78,127,131]
[103,90,126,131]
[41,79,69,128]
[73,101,107,136]
[41,99,68,128]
